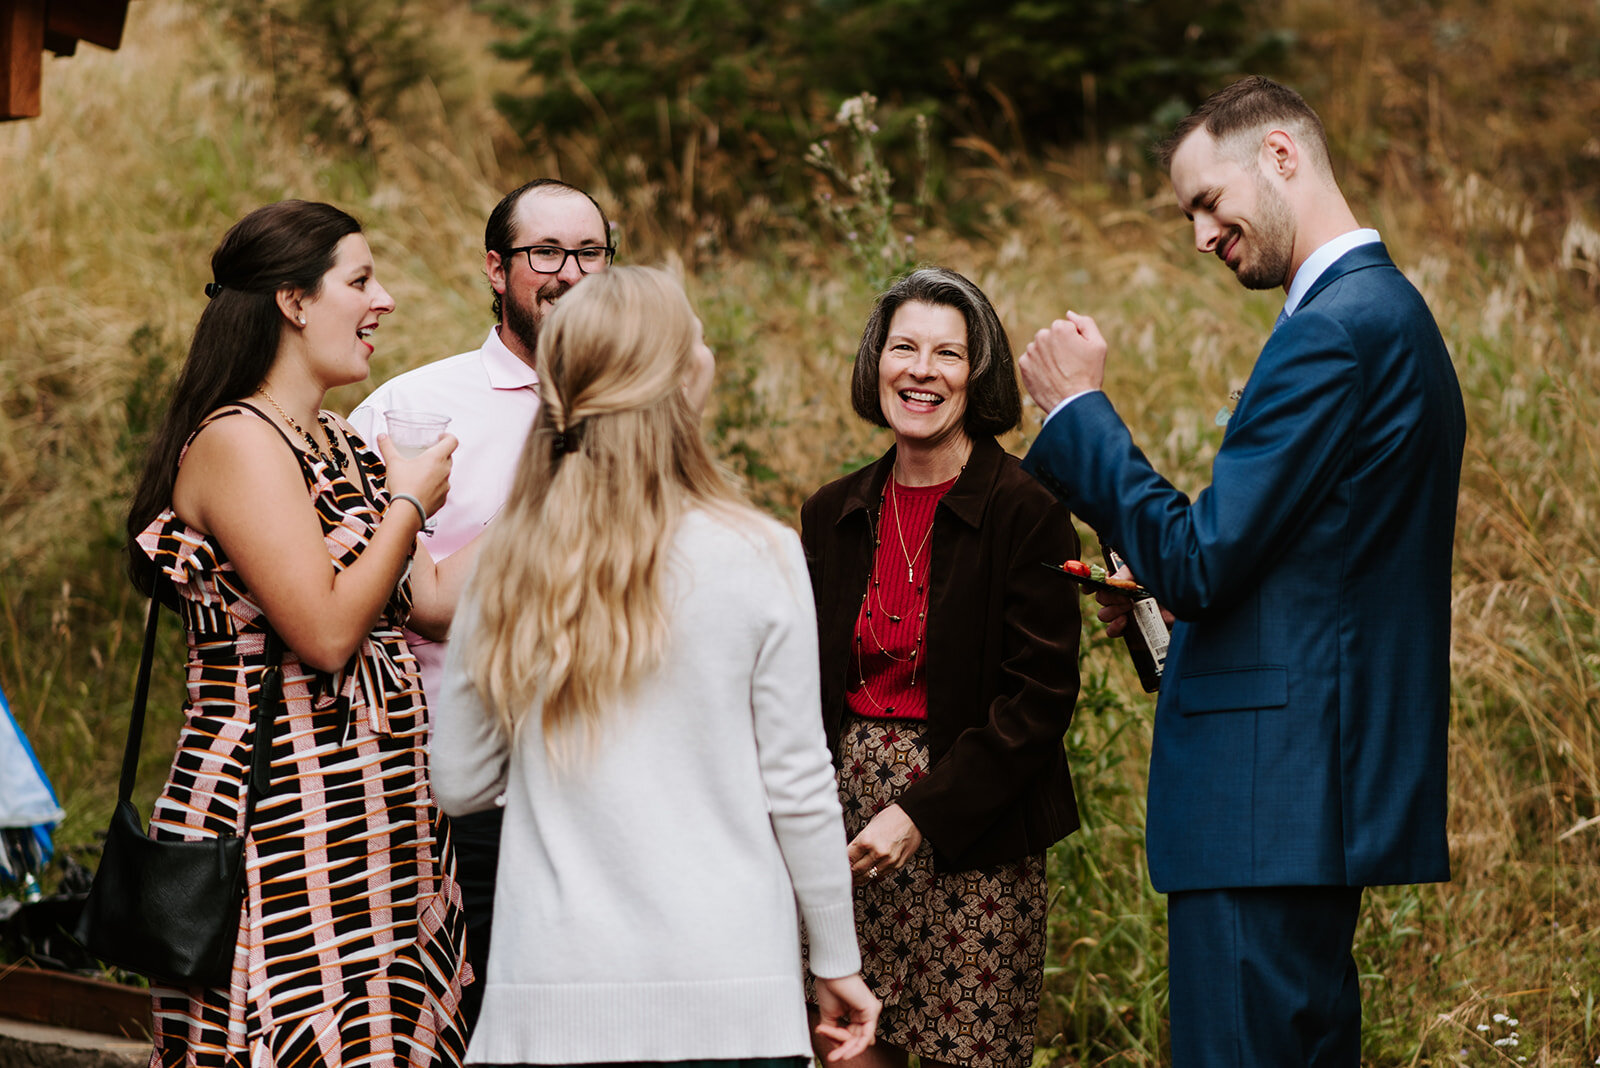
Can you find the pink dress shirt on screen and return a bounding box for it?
[349,326,540,701]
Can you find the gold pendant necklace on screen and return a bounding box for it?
[888,479,934,584]
[854,486,931,698]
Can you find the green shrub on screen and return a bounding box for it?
[483,0,1292,232]
[217,0,466,152]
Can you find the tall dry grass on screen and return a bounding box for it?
[2,0,1596,1064]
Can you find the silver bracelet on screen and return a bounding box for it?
[391,492,434,534]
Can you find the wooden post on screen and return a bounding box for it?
[1,0,47,120]
[47,0,128,50]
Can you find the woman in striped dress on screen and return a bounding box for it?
[125,201,474,1068]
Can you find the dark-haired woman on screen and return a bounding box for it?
[127,200,472,1068]
[800,267,1082,1068]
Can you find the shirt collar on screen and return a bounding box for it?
[1283,228,1381,318]
[838,436,1005,530]
[480,325,539,390]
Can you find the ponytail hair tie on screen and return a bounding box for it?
[204,282,224,299]
[551,422,585,458]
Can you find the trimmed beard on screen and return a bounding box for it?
[502,276,573,354]
[1233,174,1296,291]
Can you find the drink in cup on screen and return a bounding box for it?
[385,410,451,458]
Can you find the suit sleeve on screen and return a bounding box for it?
[893,495,1081,861]
[1023,311,1362,618]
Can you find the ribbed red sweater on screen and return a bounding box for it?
[845,476,955,721]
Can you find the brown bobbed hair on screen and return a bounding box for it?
[484,178,612,321]
[850,266,1021,438]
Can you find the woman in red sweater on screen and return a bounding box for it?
[800,267,1083,1068]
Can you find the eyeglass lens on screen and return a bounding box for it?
[521,246,611,274]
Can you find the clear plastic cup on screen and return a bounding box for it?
[385,410,451,458]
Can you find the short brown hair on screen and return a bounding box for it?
[1156,75,1332,176]
[484,179,612,320]
[850,267,1021,438]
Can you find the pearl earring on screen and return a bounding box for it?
[297,315,306,325]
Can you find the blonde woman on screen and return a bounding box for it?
[431,266,880,1068]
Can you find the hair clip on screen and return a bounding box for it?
[204,282,224,299]
[551,422,585,457]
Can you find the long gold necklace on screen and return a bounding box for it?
[853,484,931,706]
[255,387,347,473]
[888,478,934,584]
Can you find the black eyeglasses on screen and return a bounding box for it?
[504,244,616,275]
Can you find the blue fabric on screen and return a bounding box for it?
[1168,886,1362,1067]
[0,682,62,874]
[1023,242,1465,892]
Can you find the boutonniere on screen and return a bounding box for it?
[1215,388,1244,427]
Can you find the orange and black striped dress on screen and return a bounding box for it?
[135,406,470,1068]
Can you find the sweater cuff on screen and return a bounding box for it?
[802,898,862,979]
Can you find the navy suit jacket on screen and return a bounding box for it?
[1023,242,1465,891]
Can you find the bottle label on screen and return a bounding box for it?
[1131,597,1169,675]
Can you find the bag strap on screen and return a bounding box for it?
[116,600,285,835]
[243,629,284,827]
[115,599,163,804]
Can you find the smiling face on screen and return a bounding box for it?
[489,189,610,364]
[297,233,394,388]
[1169,128,1296,291]
[876,300,972,453]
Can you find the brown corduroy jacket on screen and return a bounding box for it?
[799,435,1083,871]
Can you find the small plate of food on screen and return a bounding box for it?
[1041,559,1151,600]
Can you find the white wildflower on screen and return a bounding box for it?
[835,93,877,130]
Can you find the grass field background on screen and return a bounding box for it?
[2,1,1597,1063]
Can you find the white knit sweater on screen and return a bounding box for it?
[431,508,860,1064]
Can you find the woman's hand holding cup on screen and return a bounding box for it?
[377,409,456,521]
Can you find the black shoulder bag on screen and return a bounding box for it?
[75,599,283,987]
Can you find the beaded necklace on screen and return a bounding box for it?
[255,387,348,474]
[852,470,958,712]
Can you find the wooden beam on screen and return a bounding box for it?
[1,0,47,121]
[42,28,78,56]
[46,0,128,50]
[0,962,152,1038]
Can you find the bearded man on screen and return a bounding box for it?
[350,178,614,1034]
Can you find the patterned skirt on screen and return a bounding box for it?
[835,716,1047,1068]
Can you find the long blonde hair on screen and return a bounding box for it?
[461,266,748,757]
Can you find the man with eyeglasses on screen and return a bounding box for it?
[349,178,613,1034]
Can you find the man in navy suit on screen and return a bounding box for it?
[1017,77,1465,1065]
